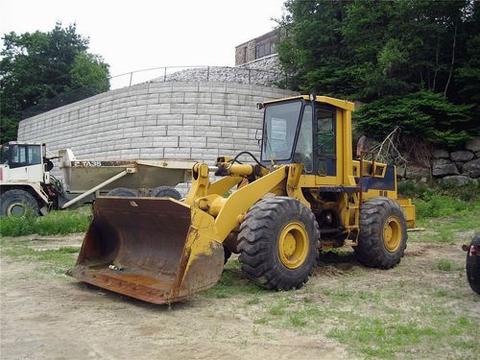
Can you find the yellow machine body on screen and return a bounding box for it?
[71,96,416,304]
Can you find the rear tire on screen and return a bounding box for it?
[354,197,407,269]
[106,187,138,197]
[466,235,480,295]
[238,197,319,290]
[0,189,40,217]
[151,186,181,200]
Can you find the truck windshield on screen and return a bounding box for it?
[261,101,302,161]
[6,144,42,168]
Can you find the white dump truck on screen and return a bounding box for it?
[0,142,193,217]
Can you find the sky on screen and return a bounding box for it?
[0,0,286,86]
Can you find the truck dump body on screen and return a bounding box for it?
[62,159,193,193]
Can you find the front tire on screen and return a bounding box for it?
[354,197,407,269]
[466,235,480,294]
[0,189,40,217]
[238,197,319,290]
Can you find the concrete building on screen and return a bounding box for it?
[235,29,281,66]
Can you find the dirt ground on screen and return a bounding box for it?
[1,231,479,360]
[0,234,347,360]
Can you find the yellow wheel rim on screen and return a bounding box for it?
[278,222,309,269]
[383,216,402,252]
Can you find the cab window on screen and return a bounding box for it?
[262,101,302,161]
[8,145,42,168]
[315,107,336,176]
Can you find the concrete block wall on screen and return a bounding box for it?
[19,81,296,163]
[18,81,297,193]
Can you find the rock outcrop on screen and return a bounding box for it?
[430,137,480,183]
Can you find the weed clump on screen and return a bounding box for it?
[398,181,480,220]
[436,259,454,272]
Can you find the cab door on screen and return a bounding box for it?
[314,106,343,186]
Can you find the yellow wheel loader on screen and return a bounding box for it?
[71,95,416,304]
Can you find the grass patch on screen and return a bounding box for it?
[399,181,480,221]
[411,205,480,244]
[400,181,480,244]
[268,299,290,316]
[328,318,440,359]
[1,237,79,275]
[0,207,91,237]
[245,296,261,305]
[248,276,479,358]
[436,258,454,271]
[327,312,478,359]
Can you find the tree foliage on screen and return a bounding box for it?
[0,23,110,143]
[355,91,474,147]
[278,0,479,147]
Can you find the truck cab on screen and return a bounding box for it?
[1,142,51,183]
[0,142,53,216]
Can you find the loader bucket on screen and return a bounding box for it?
[71,197,224,304]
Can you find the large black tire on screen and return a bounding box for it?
[0,189,40,217]
[354,197,407,269]
[151,186,182,200]
[238,197,320,290]
[466,235,480,295]
[106,187,138,197]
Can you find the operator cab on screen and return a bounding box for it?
[260,96,339,176]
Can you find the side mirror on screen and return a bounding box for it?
[255,129,262,148]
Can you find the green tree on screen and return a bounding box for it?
[278,0,479,147]
[355,91,474,148]
[0,23,110,143]
[278,0,355,96]
[70,53,110,93]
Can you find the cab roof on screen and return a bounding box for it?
[2,141,44,146]
[263,95,355,112]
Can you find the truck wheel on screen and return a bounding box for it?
[466,235,480,295]
[0,189,40,217]
[238,197,319,290]
[354,197,407,269]
[106,187,138,197]
[151,186,181,200]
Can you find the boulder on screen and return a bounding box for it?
[432,159,459,177]
[441,175,478,186]
[463,158,480,178]
[465,137,480,153]
[432,149,449,159]
[405,165,431,180]
[450,150,474,162]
